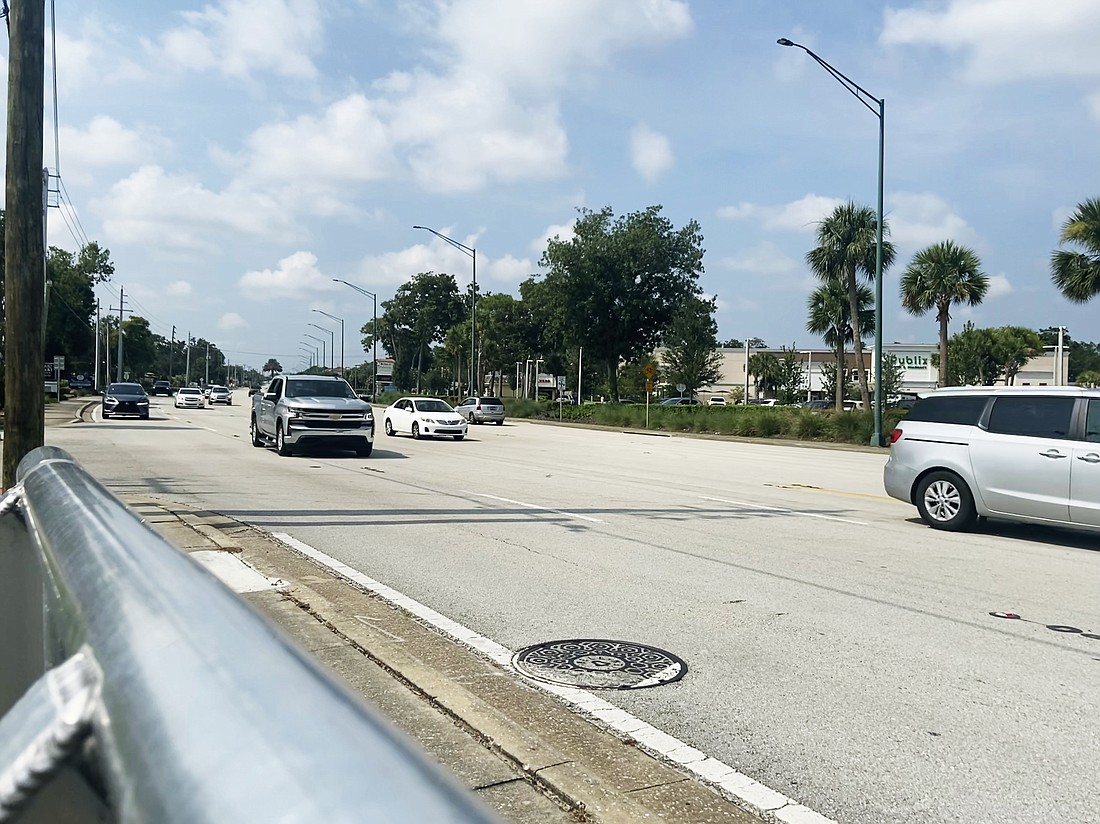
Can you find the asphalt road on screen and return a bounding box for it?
[46,391,1100,824]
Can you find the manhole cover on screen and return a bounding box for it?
[512,639,687,690]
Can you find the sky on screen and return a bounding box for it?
[7,0,1100,373]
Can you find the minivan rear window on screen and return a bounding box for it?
[986,396,1075,439]
[481,398,503,406]
[906,395,988,425]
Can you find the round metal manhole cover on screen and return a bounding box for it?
[512,639,687,690]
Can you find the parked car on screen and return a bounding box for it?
[801,399,834,411]
[748,398,778,407]
[707,396,727,406]
[208,385,231,405]
[659,397,702,406]
[383,397,467,440]
[453,396,505,425]
[884,386,1100,534]
[151,380,172,396]
[174,387,205,409]
[102,382,150,420]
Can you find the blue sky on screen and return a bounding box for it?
[10,0,1100,371]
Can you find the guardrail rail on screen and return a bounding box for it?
[0,445,500,824]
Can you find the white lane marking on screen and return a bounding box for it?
[270,531,836,824]
[701,496,868,526]
[466,492,604,523]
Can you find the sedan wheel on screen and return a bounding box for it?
[411,422,420,440]
[384,419,394,437]
[915,471,976,531]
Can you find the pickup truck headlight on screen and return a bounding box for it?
[286,406,305,419]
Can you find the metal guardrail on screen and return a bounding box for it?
[0,446,500,824]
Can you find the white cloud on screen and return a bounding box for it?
[985,274,1013,299]
[531,221,576,255]
[152,0,323,80]
[218,312,248,330]
[881,0,1100,84]
[887,192,979,251]
[94,165,297,251]
[236,95,396,190]
[485,254,535,284]
[717,194,842,233]
[719,242,800,275]
[52,22,147,95]
[55,117,164,184]
[630,124,674,182]
[165,281,193,298]
[238,251,337,300]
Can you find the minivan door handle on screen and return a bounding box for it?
[1039,449,1068,459]
[1076,453,1100,464]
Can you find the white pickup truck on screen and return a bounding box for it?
[250,374,374,457]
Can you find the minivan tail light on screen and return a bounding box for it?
[888,428,903,445]
[476,403,481,410]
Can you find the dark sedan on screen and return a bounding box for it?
[102,382,150,420]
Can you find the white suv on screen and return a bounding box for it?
[884,386,1100,533]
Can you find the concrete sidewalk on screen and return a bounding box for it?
[35,398,810,824]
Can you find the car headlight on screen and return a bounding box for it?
[286,406,304,419]
[138,400,149,405]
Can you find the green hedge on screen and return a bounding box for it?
[505,400,907,445]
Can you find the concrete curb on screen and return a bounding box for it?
[132,495,773,824]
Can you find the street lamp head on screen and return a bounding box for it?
[777,38,795,46]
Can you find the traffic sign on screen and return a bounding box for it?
[643,363,656,380]
[676,383,686,393]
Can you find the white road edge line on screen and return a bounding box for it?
[271,531,836,824]
[467,492,605,523]
[702,496,868,526]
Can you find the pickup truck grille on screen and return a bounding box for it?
[297,412,369,429]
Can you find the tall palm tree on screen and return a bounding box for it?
[900,241,988,386]
[747,352,781,399]
[807,278,874,410]
[806,202,895,410]
[1051,197,1100,303]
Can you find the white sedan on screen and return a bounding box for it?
[175,387,205,409]
[383,397,467,440]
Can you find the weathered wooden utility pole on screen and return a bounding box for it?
[3,0,47,488]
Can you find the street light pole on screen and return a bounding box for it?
[304,333,325,371]
[413,226,476,395]
[778,37,886,446]
[312,309,345,374]
[307,323,334,370]
[333,279,379,399]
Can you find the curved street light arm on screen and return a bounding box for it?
[777,39,882,118]
[412,225,475,258]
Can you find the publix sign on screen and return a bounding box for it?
[898,355,930,368]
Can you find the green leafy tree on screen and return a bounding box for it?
[819,361,853,404]
[900,240,989,386]
[995,326,1042,385]
[119,316,158,380]
[536,205,705,400]
[747,352,781,398]
[1051,197,1100,302]
[616,355,658,401]
[943,322,1001,385]
[378,272,464,392]
[876,353,906,400]
[660,295,722,398]
[774,347,806,405]
[807,277,874,410]
[1076,370,1100,388]
[45,242,115,374]
[1038,327,1100,383]
[807,202,896,409]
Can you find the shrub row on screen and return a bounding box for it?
[505,400,907,445]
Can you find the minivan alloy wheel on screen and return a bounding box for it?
[915,470,976,531]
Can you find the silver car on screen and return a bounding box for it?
[208,385,231,405]
[884,386,1100,533]
[453,396,505,425]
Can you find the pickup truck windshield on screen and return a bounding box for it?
[284,380,357,400]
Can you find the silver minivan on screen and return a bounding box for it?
[884,386,1100,533]
[453,396,505,425]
